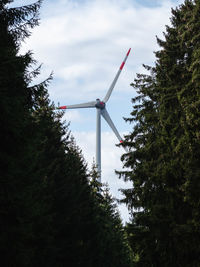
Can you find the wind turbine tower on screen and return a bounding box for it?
[57,48,131,182]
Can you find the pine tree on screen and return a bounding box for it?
[118,1,200,266]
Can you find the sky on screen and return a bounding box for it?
[16,0,185,223]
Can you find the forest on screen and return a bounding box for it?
[0,0,200,266]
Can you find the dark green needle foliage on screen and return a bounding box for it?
[118,1,200,266]
[0,1,45,266]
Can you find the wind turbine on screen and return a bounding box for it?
[57,48,131,181]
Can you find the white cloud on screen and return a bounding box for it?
[57,64,93,80]
[21,0,179,100]
[24,0,184,113]
[62,110,82,122]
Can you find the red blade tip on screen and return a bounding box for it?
[57,105,67,109]
[120,140,124,143]
[127,48,131,57]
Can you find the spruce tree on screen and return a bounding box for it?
[0,1,44,266]
[119,1,200,266]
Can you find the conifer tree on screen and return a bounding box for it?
[119,1,200,266]
[0,1,44,266]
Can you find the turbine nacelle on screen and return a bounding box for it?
[95,99,105,110]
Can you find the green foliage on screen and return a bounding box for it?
[0,1,44,266]
[119,1,200,266]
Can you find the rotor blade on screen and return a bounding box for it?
[101,108,124,144]
[56,101,96,110]
[103,48,131,103]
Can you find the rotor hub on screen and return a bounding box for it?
[95,99,105,109]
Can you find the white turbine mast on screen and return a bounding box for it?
[57,48,131,182]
